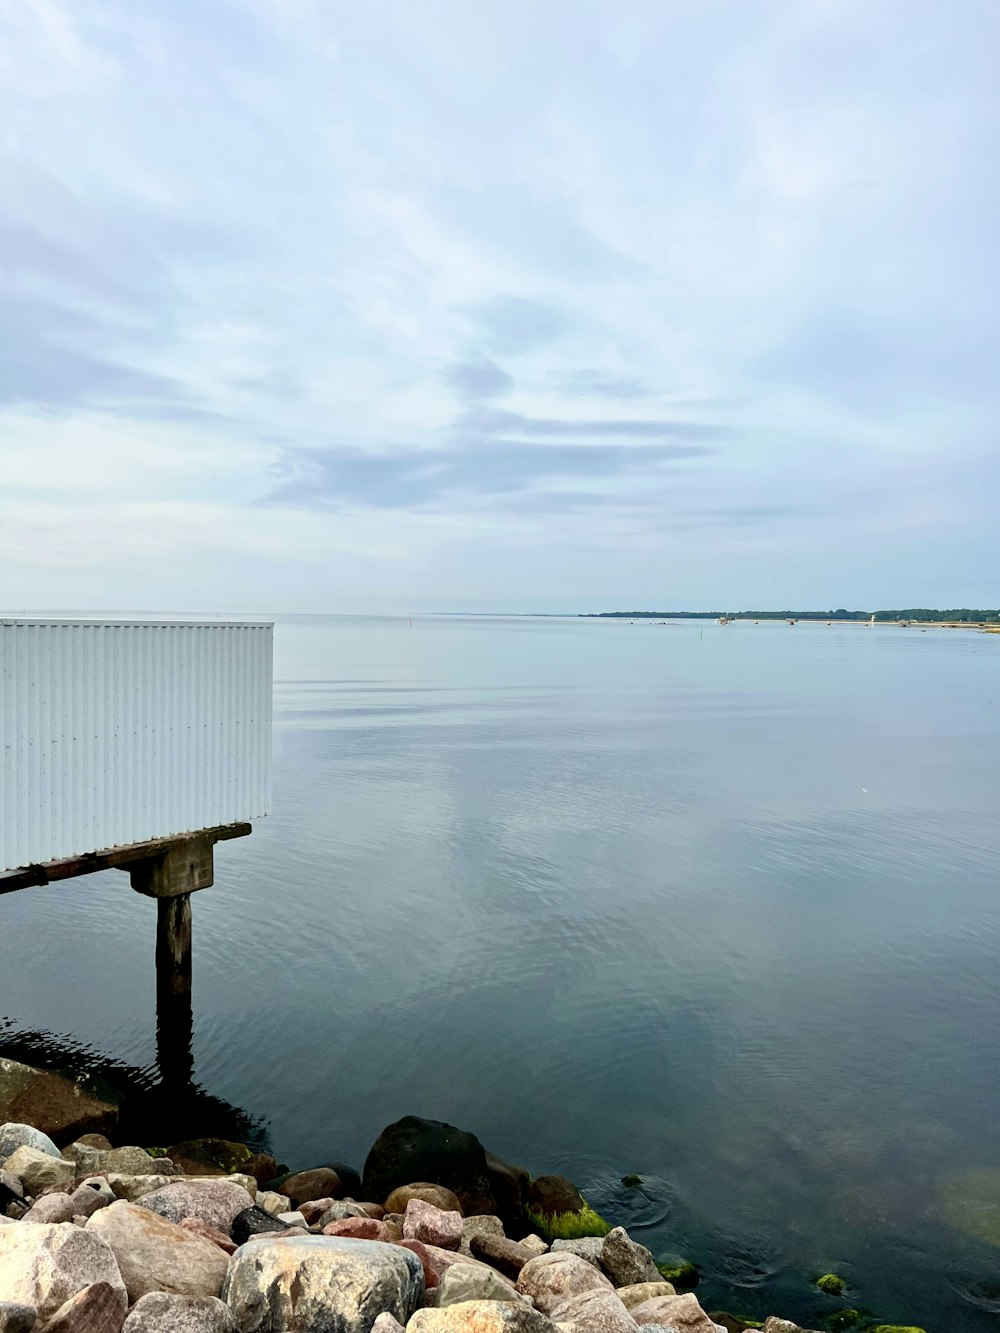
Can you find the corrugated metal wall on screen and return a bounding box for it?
[0,620,272,872]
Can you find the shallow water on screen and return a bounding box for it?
[3,614,1000,1331]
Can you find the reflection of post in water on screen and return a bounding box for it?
[154,894,194,1087]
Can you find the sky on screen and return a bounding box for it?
[1,0,998,614]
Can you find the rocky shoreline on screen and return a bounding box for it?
[0,1058,925,1333]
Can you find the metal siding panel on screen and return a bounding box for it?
[0,620,272,871]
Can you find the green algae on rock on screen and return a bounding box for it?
[826,1309,862,1330]
[816,1274,848,1296]
[525,1201,611,1241]
[656,1259,699,1287]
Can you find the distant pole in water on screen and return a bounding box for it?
[408,617,413,627]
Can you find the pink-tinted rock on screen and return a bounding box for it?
[629,1292,716,1332]
[179,1217,237,1255]
[321,1217,393,1241]
[298,1198,337,1225]
[355,1202,386,1220]
[395,1238,442,1288]
[404,1199,463,1250]
[35,1281,124,1333]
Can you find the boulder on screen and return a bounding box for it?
[527,1177,584,1217]
[519,1236,548,1258]
[230,1205,289,1246]
[223,1234,424,1332]
[469,1234,536,1279]
[516,1253,614,1314]
[94,1150,166,1178]
[600,1229,661,1287]
[617,1283,677,1310]
[179,1218,237,1255]
[133,1180,254,1233]
[105,1176,174,1204]
[548,1289,638,1333]
[408,1302,557,1333]
[485,1153,530,1230]
[163,1141,255,1177]
[460,1216,504,1258]
[0,1124,60,1163]
[437,1263,527,1307]
[34,1282,124,1333]
[281,1167,341,1207]
[298,1198,337,1225]
[630,1294,717,1332]
[395,1238,443,1288]
[319,1200,370,1225]
[526,1178,608,1244]
[551,1239,604,1269]
[75,1135,112,1151]
[122,1293,235,1332]
[255,1190,289,1216]
[363,1118,497,1218]
[87,1202,229,1303]
[405,1199,463,1250]
[386,1184,464,1217]
[0,1223,127,1324]
[3,1148,75,1196]
[0,1305,36,1333]
[0,1062,119,1143]
[23,1182,112,1226]
[322,1217,393,1241]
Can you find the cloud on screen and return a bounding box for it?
[463,297,566,355]
[445,358,513,400]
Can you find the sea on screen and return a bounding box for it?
[3,613,1000,1332]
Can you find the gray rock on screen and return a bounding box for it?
[34,1281,124,1332]
[132,1180,254,1233]
[222,1174,256,1199]
[408,1303,557,1333]
[599,1230,661,1288]
[550,1290,638,1333]
[2,1148,75,1197]
[122,1293,235,1332]
[87,1201,229,1303]
[0,1303,36,1333]
[630,1294,717,1332]
[617,1283,677,1310]
[371,1315,405,1333]
[24,1181,114,1226]
[437,1263,528,1307]
[96,1150,168,1178]
[551,1239,604,1269]
[223,1235,424,1332]
[1,1169,25,1199]
[255,1191,289,1216]
[275,1210,307,1227]
[317,1200,370,1225]
[516,1252,614,1315]
[761,1321,822,1333]
[519,1235,548,1257]
[0,1125,60,1163]
[105,1176,174,1203]
[459,1215,504,1258]
[0,1223,127,1325]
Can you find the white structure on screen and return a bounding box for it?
[1,619,272,873]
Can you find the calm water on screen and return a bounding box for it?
[3,615,1000,1331]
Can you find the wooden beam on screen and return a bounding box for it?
[0,822,251,895]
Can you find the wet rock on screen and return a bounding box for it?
[617,1283,677,1309]
[551,1290,638,1333]
[485,1152,531,1231]
[133,1180,254,1233]
[3,1148,75,1196]
[0,1223,127,1324]
[527,1177,584,1218]
[105,1176,174,1204]
[630,1293,717,1332]
[0,1125,60,1163]
[87,1201,229,1303]
[437,1263,527,1307]
[516,1252,614,1315]
[526,1178,609,1244]
[230,1205,289,1246]
[386,1184,464,1217]
[600,1229,661,1287]
[35,1282,124,1333]
[223,1234,424,1332]
[322,1217,393,1241]
[408,1301,557,1333]
[363,1118,496,1218]
[459,1216,504,1258]
[122,1293,235,1332]
[551,1239,604,1269]
[0,1304,36,1333]
[255,1190,289,1216]
[164,1140,254,1177]
[470,1234,537,1279]
[179,1218,237,1255]
[405,1199,464,1250]
[281,1167,342,1207]
[0,1061,120,1143]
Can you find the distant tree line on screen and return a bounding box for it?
[583,609,1000,623]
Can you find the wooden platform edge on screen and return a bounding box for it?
[0,822,252,895]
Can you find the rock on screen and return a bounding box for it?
[519,1235,548,1257]
[526,1178,609,1244]
[396,1239,442,1287]
[164,1141,255,1178]
[358,1202,387,1219]
[0,1304,36,1333]
[485,1153,531,1231]
[469,1234,537,1279]
[437,1263,527,1307]
[179,1218,237,1255]
[276,1211,306,1227]
[363,1118,497,1219]
[550,1290,638,1333]
[21,1181,110,1226]
[760,1322,822,1333]
[386,1184,464,1217]
[255,1190,289,1216]
[551,1239,604,1269]
[281,1167,342,1207]
[222,1174,257,1199]
[122,1293,235,1332]
[460,1216,504,1258]
[516,1253,614,1314]
[223,1234,424,1332]
[630,1294,717,1333]
[133,1180,254,1233]
[371,1315,405,1333]
[0,1125,61,1163]
[0,1223,127,1324]
[527,1177,584,1217]
[75,1135,112,1151]
[408,1302,557,1333]
[600,1229,661,1287]
[0,1062,120,1143]
[105,1176,174,1203]
[35,1282,124,1333]
[3,1148,76,1196]
[322,1217,393,1241]
[87,1202,229,1303]
[319,1200,370,1225]
[2,1168,26,1199]
[97,1149,167,1178]
[617,1283,677,1310]
[230,1205,289,1246]
[298,1198,336,1225]
[405,1199,464,1250]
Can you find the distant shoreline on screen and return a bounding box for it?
[582,610,1000,628]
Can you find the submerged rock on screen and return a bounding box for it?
[0,1061,120,1143]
